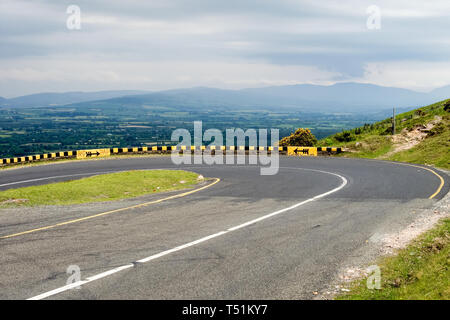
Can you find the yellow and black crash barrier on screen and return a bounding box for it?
[0,150,77,166]
[316,147,342,154]
[110,146,287,154]
[287,146,318,156]
[104,145,341,155]
[76,148,111,159]
[285,146,342,156]
[0,146,342,166]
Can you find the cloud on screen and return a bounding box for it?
[361,61,450,91]
[0,0,449,96]
[0,56,341,96]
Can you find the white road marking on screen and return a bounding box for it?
[27,168,347,300]
[137,231,228,263]
[228,174,345,232]
[28,264,135,300]
[0,171,118,187]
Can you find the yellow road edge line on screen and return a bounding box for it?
[370,159,445,199]
[402,163,445,199]
[0,178,221,240]
[340,157,446,199]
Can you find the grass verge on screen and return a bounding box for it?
[388,121,450,169]
[337,218,450,300]
[0,170,202,207]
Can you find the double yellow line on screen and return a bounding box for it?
[0,178,220,240]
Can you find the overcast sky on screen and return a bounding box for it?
[1,0,450,97]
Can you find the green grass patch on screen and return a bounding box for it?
[388,119,450,169]
[339,136,393,159]
[0,170,202,207]
[337,218,450,300]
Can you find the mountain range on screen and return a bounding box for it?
[0,90,149,108]
[1,83,449,113]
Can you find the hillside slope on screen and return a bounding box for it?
[320,99,450,169]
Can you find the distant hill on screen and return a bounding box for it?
[429,85,450,100]
[82,87,277,111]
[2,83,450,113]
[66,83,450,113]
[0,90,150,108]
[242,83,431,111]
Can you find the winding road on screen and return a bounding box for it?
[0,156,447,299]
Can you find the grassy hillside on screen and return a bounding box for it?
[320,99,450,169]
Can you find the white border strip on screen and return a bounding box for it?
[27,169,347,300]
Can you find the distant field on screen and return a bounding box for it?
[0,104,388,158]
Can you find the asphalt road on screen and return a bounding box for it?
[0,156,448,300]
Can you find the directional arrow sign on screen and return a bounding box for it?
[294,148,309,155]
[86,151,101,157]
[77,149,111,159]
[287,146,318,157]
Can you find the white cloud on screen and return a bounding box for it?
[0,56,341,96]
[1,0,450,96]
[361,61,450,91]
[305,0,450,18]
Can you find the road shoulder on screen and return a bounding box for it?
[317,169,449,299]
